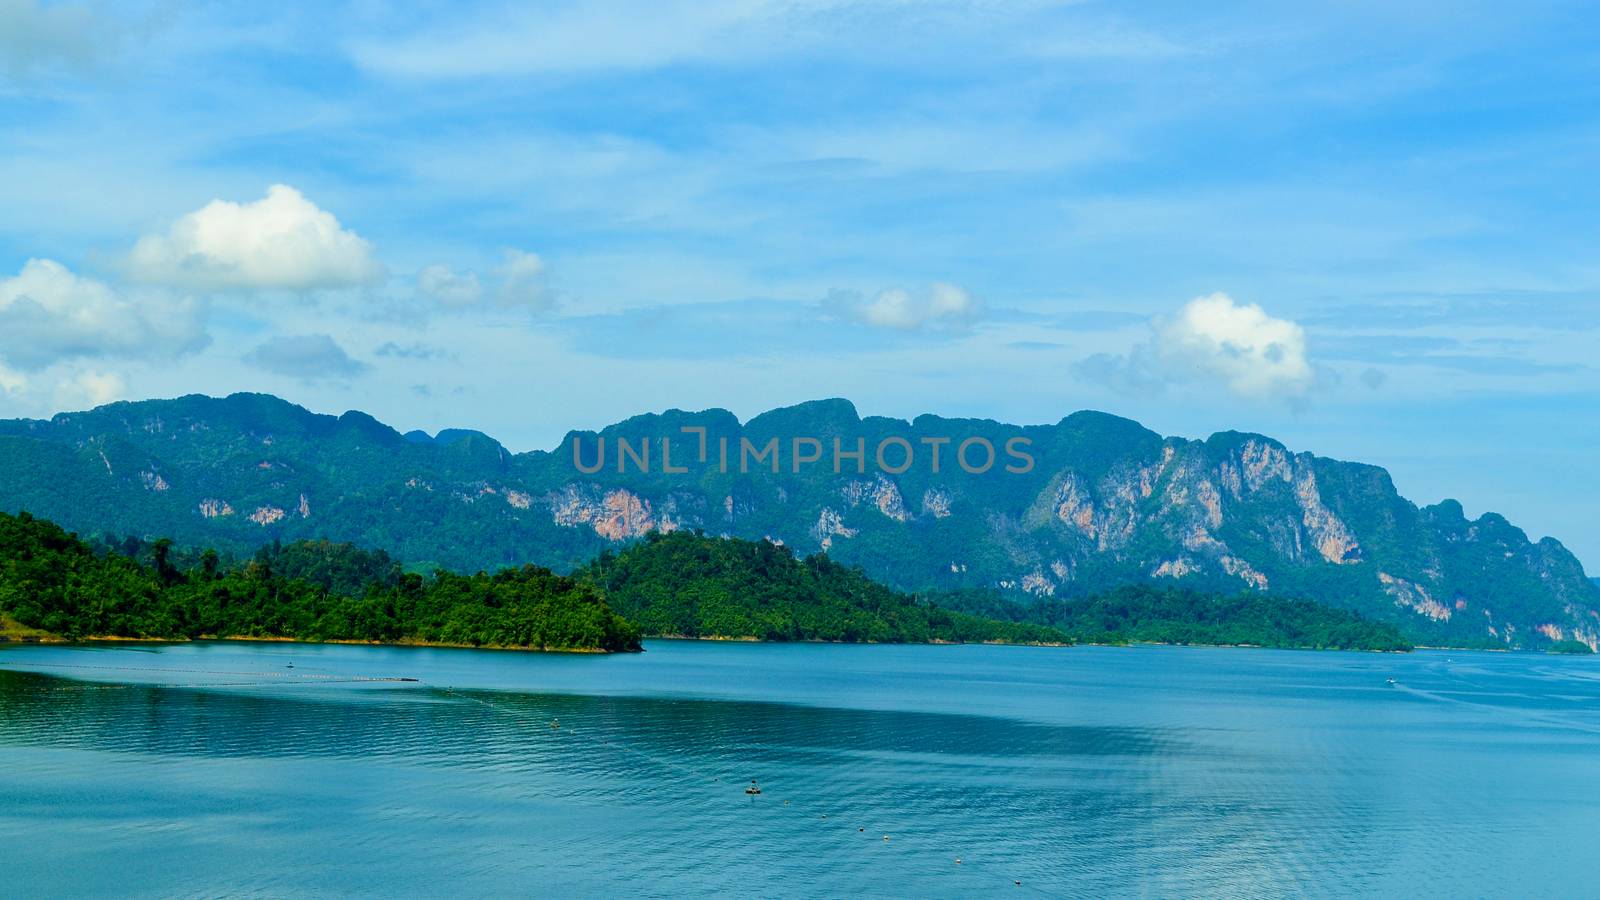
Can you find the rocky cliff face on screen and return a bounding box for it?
[0,393,1594,648]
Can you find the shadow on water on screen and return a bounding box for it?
[0,668,1188,766]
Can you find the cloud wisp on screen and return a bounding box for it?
[244,334,369,381]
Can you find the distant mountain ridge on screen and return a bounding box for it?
[0,392,1595,649]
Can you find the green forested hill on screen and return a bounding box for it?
[576,531,1068,644]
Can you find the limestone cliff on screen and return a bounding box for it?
[0,393,1593,648]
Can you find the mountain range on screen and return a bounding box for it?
[0,393,1594,649]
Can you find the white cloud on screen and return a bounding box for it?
[0,361,126,415]
[128,185,383,291]
[836,282,983,332]
[0,362,26,396]
[0,258,208,370]
[1077,292,1314,399]
[417,249,553,312]
[54,370,127,408]
[495,249,549,308]
[417,264,483,307]
[1155,293,1312,397]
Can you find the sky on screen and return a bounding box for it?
[1,0,1597,566]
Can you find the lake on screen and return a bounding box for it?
[2,640,1598,898]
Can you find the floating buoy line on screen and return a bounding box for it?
[0,660,1052,894]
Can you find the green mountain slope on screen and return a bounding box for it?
[0,393,1594,649]
[577,531,1066,644]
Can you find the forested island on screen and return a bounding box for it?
[0,510,1414,653]
[930,585,1413,652]
[0,510,641,652]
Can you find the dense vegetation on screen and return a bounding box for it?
[1546,640,1595,655]
[931,585,1413,651]
[0,508,1429,654]
[0,511,640,652]
[577,531,1069,644]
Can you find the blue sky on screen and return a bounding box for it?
[1,0,1597,566]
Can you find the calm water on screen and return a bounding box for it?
[2,641,1599,898]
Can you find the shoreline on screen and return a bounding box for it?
[0,624,1553,659]
[0,633,615,654]
[634,635,1409,652]
[2,631,1566,656]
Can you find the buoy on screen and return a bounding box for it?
[955,858,962,865]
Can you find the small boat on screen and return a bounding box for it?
[745,780,761,795]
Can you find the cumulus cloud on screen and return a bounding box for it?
[128,185,383,291]
[244,334,369,380]
[832,282,984,332]
[1078,293,1314,399]
[0,363,127,414]
[0,258,208,370]
[1156,293,1313,396]
[416,249,552,311]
